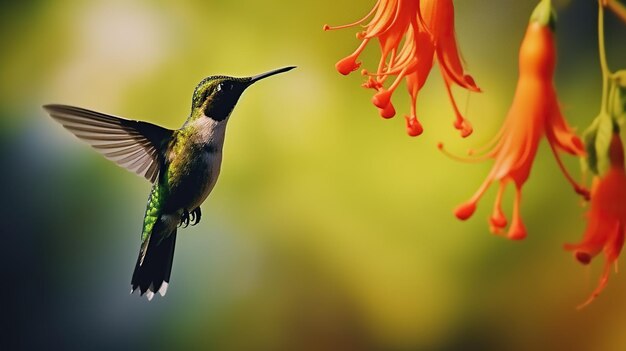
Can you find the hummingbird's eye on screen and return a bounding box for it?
[216,83,223,92]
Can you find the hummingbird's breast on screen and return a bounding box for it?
[165,145,223,212]
[194,147,223,207]
[164,116,228,213]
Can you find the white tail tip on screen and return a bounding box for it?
[158,282,169,297]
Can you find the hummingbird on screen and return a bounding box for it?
[43,66,295,300]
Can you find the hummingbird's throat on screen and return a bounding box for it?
[204,94,241,121]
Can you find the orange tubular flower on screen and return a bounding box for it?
[564,133,626,309]
[441,0,588,240]
[324,0,480,137]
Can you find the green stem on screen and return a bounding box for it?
[599,0,611,114]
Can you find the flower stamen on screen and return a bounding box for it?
[323,0,382,31]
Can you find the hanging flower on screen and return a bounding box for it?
[564,132,626,308]
[324,0,480,137]
[440,0,588,240]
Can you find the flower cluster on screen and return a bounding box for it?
[565,133,626,308]
[441,0,588,240]
[325,0,626,308]
[563,0,626,308]
[324,0,480,137]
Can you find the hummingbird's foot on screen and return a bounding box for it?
[191,207,201,226]
[179,209,190,228]
[179,207,200,227]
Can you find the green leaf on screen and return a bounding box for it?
[595,114,614,174]
[618,87,626,122]
[583,117,600,175]
[579,153,589,179]
[609,79,626,122]
[530,0,556,30]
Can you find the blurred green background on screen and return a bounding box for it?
[2,0,626,350]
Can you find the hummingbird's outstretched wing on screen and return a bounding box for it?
[44,104,173,183]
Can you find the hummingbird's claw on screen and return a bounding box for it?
[179,208,200,227]
[179,209,190,228]
[191,207,201,226]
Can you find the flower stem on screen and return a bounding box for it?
[599,0,611,114]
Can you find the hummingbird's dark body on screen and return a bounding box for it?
[44,66,295,300]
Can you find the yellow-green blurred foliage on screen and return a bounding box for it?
[2,1,626,350]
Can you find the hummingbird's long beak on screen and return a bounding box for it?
[248,66,296,84]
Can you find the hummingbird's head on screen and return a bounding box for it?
[191,66,296,122]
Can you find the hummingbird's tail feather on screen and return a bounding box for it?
[131,229,177,300]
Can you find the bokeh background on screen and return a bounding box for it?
[2,0,626,350]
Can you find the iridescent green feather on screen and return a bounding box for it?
[141,182,168,242]
[139,129,188,244]
[165,129,190,186]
